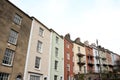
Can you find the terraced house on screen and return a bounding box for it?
[64,34,74,80]
[91,43,100,73]
[0,0,32,80]
[49,29,64,80]
[105,49,113,72]
[24,17,51,80]
[98,47,108,73]
[0,0,120,80]
[84,41,94,74]
[73,38,86,75]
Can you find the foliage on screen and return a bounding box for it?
[74,73,85,80]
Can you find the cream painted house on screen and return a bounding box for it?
[24,17,51,80]
[73,38,86,74]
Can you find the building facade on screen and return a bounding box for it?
[91,43,100,73]
[0,1,120,80]
[0,0,32,80]
[106,50,113,72]
[73,38,86,74]
[24,18,51,80]
[64,34,74,80]
[49,29,64,80]
[84,41,94,73]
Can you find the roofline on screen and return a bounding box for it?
[31,17,50,31]
[7,0,32,20]
[72,41,85,47]
[64,37,73,43]
[49,29,63,39]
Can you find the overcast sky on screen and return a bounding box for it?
[10,0,120,54]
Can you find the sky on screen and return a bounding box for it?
[9,0,120,54]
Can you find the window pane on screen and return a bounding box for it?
[8,29,18,45]
[66,43,69,48]
[14,14,22,25]
[78,47,80,52]
[37,41,42,53]
[67,53,70,60]
[2,49,14,65]
[67,64,70,71]
[55,47,58,57]
[54,75,57,80]
[0,73,9,80]
[35,57,40,69]
[30,75,40,80]
[56,36,59,44]
[55,61,58,70]
[39,28,44,36]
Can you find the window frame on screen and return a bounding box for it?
[0,73,9,80]
[30,74,40,80]
[39,27,44,37]
[67,52,70,60]
[54,75,58,80]
[2,48,14,66]
[35,57,41,69]
[67,64,70,71]
[56,36,59,44]
[66,43,70,48]
[54,60,58,70]
[78,47,80,53]
[55,47,58,57]
[13,14,22,25]
[37,41,42,53]
[8,29,18,45]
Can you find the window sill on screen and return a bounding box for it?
[34,68,41,71]
[12,22,21,26]
[2,63,12,67]
[37,51,42,54]
[7,41,17,46]
[55,69,59,72]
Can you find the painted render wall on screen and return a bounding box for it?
[49,30,64,80]
[24,18,51,80]
[93,48,100,73]
[73,43,86,74]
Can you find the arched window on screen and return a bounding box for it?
[16,75,22,80]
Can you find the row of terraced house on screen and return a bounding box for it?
[0,0,120,80]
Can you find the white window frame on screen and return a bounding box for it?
[35,57,41,69]
[67,64,70,71]
[0,72,9,80]
[29,74,41,80]
[67,52,70,60]
[13,14,22,25]
[39,27,44,37]
[8,29,18,45]
[66,43,69,48]
[2,48,14,66]
[37,41,42,53]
